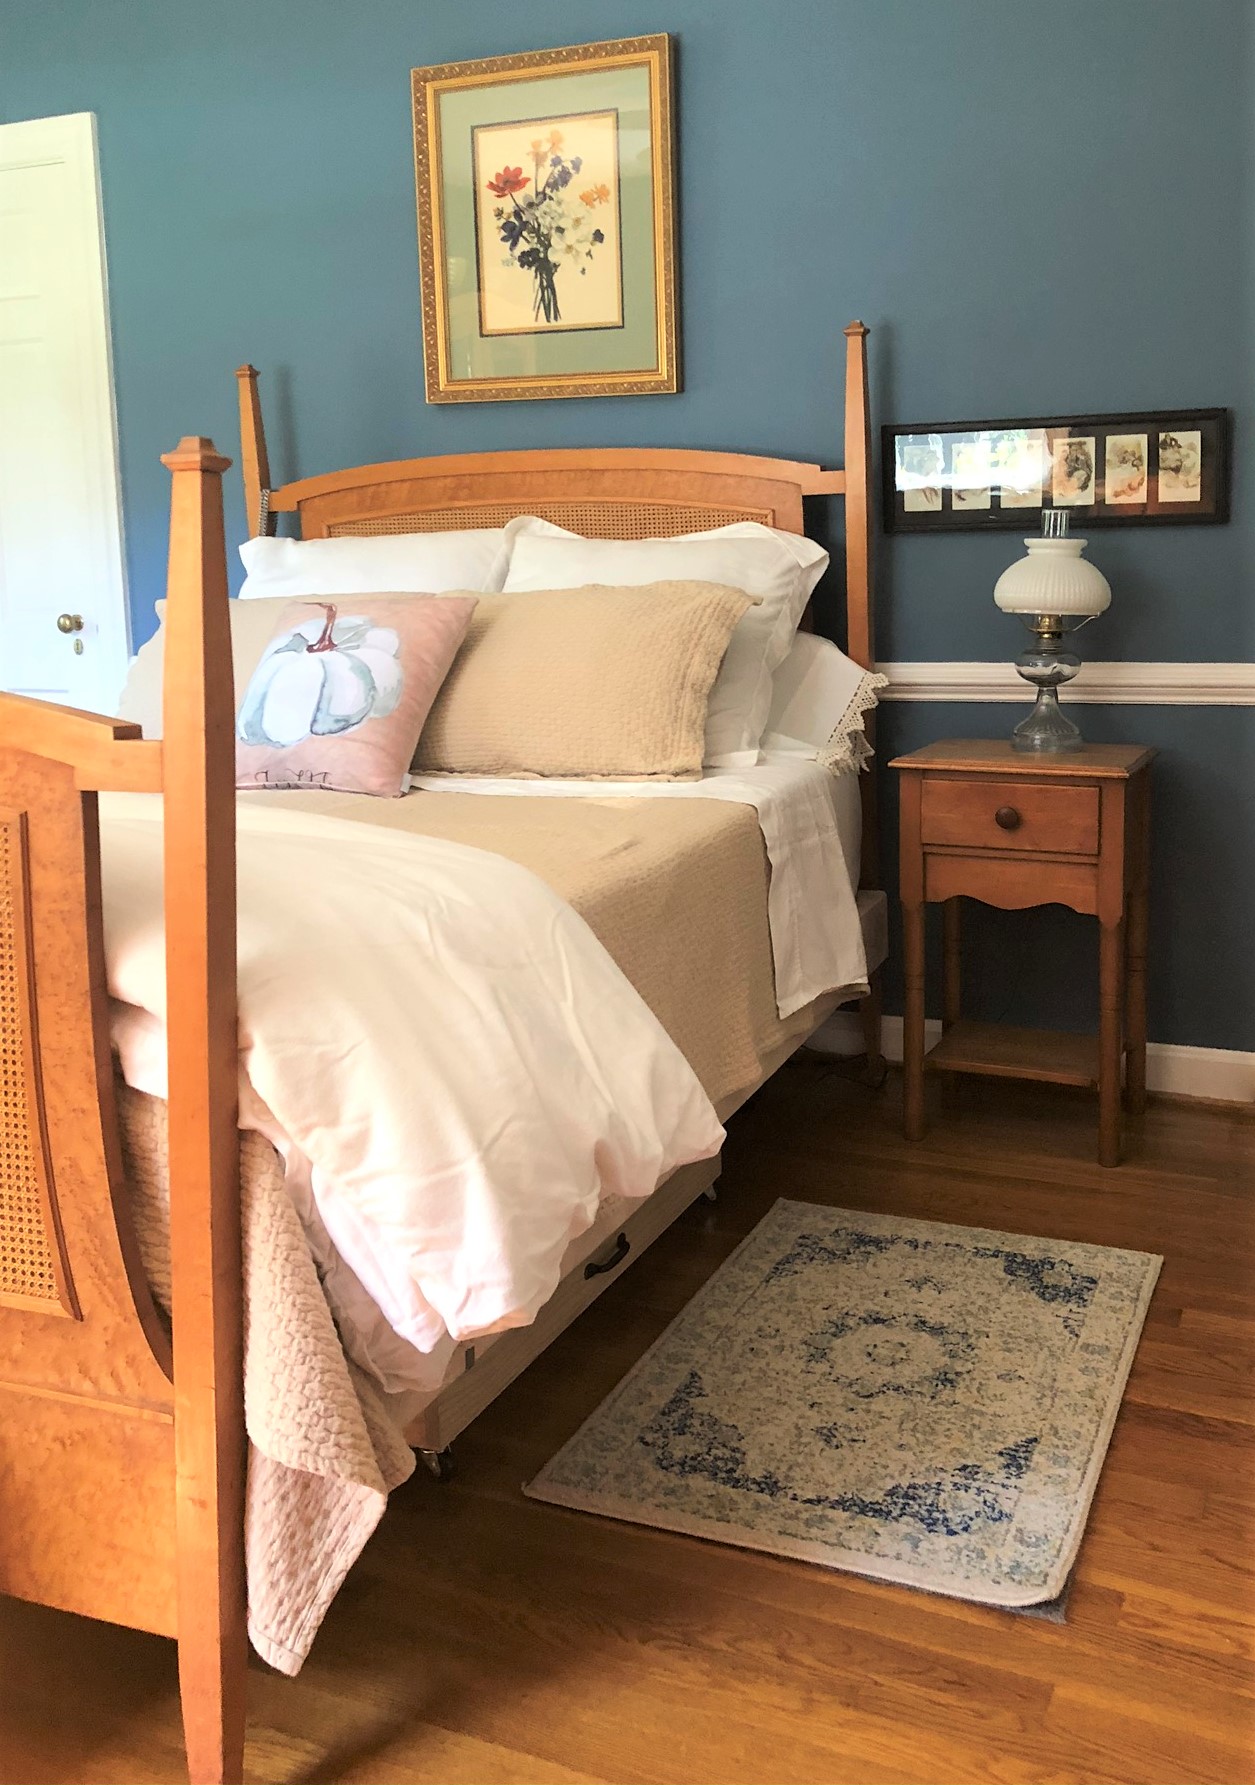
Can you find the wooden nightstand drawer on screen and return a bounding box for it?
[920,777,1100,855]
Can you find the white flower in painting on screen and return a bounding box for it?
[557,213,594,262]
[237,604,403,748]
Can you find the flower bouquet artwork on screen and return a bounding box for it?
[475,114,622,335]
[412,34,677,401]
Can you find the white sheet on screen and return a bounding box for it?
[410,754,868,1019]
[100,795,723,1365]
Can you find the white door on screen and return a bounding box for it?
[0,113,129,712]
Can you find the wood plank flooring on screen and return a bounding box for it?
[2,1065,1252,1784]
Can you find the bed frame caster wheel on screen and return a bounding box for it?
[419,1446,455,1482]
[862,1055,888,1092]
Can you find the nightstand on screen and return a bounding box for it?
[891,739,1154,1167]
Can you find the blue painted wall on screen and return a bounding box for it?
[4,0,1252,1049]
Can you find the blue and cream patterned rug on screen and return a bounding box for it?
[526,1202,1160,1607]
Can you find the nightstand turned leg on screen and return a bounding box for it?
[902,898,927,1140]
[1125,882,1149,1118]
[1099,917,1126,1167]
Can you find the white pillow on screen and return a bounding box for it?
[119,595,406,739]
[764,631,887,774]
[501,518,828,766]
[238,529,510,600]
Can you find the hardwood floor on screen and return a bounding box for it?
[2,1065,1252,1785]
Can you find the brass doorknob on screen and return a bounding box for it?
[56,613,84,634]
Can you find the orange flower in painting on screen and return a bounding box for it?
[548,128,564,149]
[579,183,611,207]
[486,166,530,197]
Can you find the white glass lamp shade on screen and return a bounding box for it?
[993,536,1112,616]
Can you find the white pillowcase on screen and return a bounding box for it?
[501,517,828,766]
[237,529,511,601]
[764,630,887,773]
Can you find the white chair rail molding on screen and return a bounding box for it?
[876,661,1255,704]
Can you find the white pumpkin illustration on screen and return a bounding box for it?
[237,603,403,748]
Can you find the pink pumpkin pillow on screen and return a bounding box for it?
[235,593,476,796]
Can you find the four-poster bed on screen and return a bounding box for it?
[0,323,880,1784]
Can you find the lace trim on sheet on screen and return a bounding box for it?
[817,668,890,775]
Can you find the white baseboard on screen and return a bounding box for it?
[812,1012,1255,1105]
[877,661,1255,705]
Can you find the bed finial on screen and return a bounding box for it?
[235,364,274,539]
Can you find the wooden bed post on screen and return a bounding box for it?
[234,365,272,539]
[842,322,874,677]
[160,436,246,1785]
[842,321,884,1075]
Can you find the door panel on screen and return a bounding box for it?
[0,116,129,711]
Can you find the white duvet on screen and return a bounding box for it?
[99,794,723,1359]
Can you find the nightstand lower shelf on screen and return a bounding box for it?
[926,1021,1102,1089]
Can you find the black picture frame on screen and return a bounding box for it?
[881,408,1230,533]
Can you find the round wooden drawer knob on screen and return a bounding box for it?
[994,805,1022,831]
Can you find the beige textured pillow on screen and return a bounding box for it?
[414,582,755,780]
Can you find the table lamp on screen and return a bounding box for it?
[993,512,1111,752]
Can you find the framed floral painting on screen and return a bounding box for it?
[412,35,678,403]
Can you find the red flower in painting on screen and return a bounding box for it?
[486,166,529,197]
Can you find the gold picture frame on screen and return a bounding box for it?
[412,34,679,403]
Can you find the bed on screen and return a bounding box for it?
[0,323,881,1784]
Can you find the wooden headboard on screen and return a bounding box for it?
[235,322,875,670]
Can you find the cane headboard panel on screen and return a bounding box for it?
[324,499,770,540]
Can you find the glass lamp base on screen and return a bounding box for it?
[1012,688,1084,753]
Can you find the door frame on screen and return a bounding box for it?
[0,112,130,708]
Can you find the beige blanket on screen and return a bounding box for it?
[119,1089,415,1675]
[121,788,822,1673]
[248,787,819,1111]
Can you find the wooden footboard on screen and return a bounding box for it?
[0,441,245,1785]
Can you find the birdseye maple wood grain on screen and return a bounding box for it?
[893,741,1155,1168]
[0,440,244,1785]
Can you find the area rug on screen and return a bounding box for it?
[525,1202,1160,1607]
